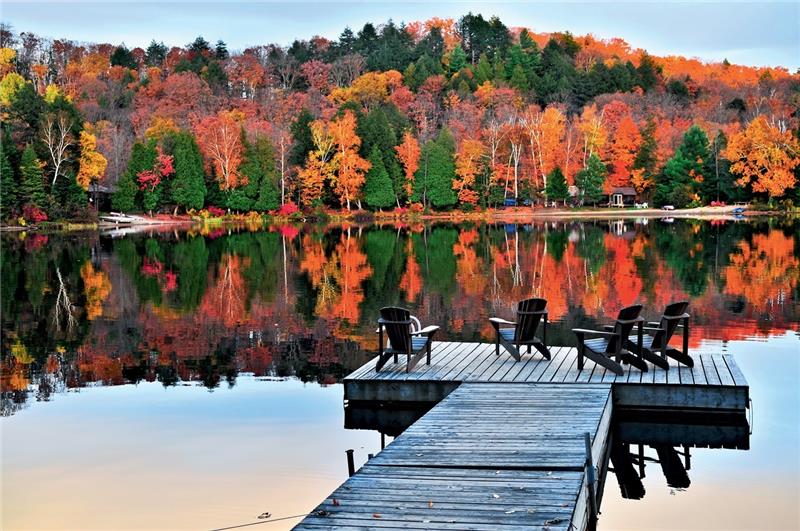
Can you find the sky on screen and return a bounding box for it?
[1,1,798,70]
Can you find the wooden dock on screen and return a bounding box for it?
[296,342,749,530]
[296,383,612,531]
[344,342,748,412]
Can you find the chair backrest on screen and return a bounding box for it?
[608,304,643,353]
[515,298,547,342]
[655,301,689,345]
[379,306,412,353]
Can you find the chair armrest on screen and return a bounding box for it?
[517,310,548,316]
[662,313,690,321]
[411,325,440,336]
[572,328,620,338]
[489,317,516,326]
[642,326,663,332]
[378,317,413,326]
[616,316,645,325]
[602,325,614,331]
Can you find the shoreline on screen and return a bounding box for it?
[1,206,794,233]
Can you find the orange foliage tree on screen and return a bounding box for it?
[723,116,800,198]
[395,130,420,197]
[453,138,485,204]
[76,127,108,190]
[328,110,370,210]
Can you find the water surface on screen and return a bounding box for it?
[1,217,798,529]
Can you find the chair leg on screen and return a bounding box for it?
[426,341,431,365]
[578,344,584,371]
[532,340,551,360]
[666,347,694,368]
[583,348,624,376]
[498,336,521,362]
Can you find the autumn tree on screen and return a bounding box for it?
[299,117,335,207]
[453,138,484,205]
[363,145,394,209]
[605,114,641,192]
[328,109,370,210]
[724,116,800,199]
[76,128,108,191]
[395,130,420,199]
[193,109,246,190]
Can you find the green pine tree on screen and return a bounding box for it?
[473,53,493,85]
[413,128,457,209]
[0,137,17,218]
[575,154,606,205]
[448,44,467,74]
[632,116,659,198]
[654,125,711,207]
[364,146,395,210]
[112,172,137,212]
[171,131,206,212]
[18,145,47,209]
[545,167,569,205]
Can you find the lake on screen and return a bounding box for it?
[1,217,798,530]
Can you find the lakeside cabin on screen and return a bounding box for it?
[609,186,637,207]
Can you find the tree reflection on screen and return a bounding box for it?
[1,218,798,415]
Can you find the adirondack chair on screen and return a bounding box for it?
[625,301,692,370]
[573,304,647,376]
[489,298,551,361]
[375,307,439,373]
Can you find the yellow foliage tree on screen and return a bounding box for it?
[76,128,108,190]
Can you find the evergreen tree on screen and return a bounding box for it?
[545,167,569,204]
[509,64,529,91]
[364,146,395,209]
[231,134,280,212]
[448,44,467,74]
[171,132,206,212]
[358,106,405,203]
[18,145,46,209]
[289,108,315,167]
[632,116,658,196]
[112,172,137,212]
[51,171,87,218]
[654,125,711,207]
[145,41,168,66]
[413,128,457,209]
[0,136,17,218]
[472,53,493,84]
[110,45,137,69]
[575,154,606,205]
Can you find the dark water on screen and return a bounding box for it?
[1,217,798,529]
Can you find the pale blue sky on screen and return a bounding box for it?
[2,1,798,70]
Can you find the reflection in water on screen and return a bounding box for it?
[1,218,798,416]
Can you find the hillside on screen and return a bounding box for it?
[0,14,798,222]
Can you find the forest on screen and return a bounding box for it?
[0,14,798,223]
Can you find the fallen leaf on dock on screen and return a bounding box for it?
[256,512,271,519]
[372,513,382,519]
[492,493,500,499]
[428,500,434,508]
[331,499,340,506]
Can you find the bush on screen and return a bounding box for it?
[206,205,225,217]
[409,202,424,214]
[276,201,299,216]
[22,204,48,223]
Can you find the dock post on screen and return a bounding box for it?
[584,432,598,524]
[345,449,355,477]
